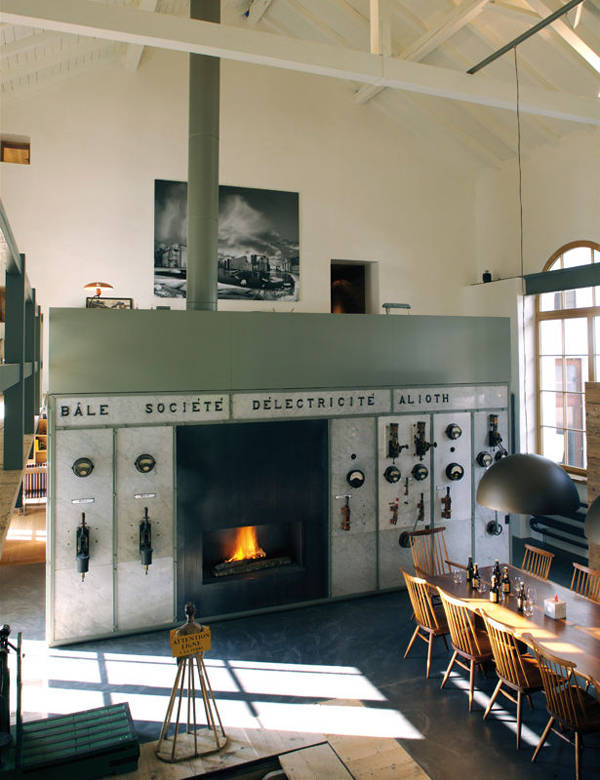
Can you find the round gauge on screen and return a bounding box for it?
[384,465,401,484]
[412,463,429,481]
[495,449,507,462]
[446,423,462,440]
[398,531,411,548]
[346,469,365,489]
[446,462,465,481]
[476,451,493,468]
[72,457,94,478]
[135,453,156,474]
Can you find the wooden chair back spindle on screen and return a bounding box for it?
[570,562,600,603]
[526,636,585,729]
[521,544,554,580]
[438,589,484,658]
[408,526,449,577]
[482,614,534,689]
[403,570,441,632]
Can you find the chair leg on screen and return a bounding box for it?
[516,691,522,750]
[575,732,582,780]
[404,626,420,659]
[469,660,475,712]
[532,716,554,763]
[441,651,457,690]
[483,680,502,720]
[526,694,534,710]
[426,633,433,679]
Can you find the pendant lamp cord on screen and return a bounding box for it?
[514,47,529,454]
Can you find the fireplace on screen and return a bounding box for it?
[203,521,302,581]
[176,419,329,618]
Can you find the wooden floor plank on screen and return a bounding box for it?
[279,743,353,779]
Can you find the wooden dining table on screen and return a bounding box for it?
[426,564,600,684]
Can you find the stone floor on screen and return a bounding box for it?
[1,538,599,779]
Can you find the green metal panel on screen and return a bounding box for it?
[525,262,600,295]
[4,258,26,469]
[49,309,511,394]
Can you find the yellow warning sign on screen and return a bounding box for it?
[169,626,211,658]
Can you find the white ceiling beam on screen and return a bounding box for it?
[124,0,158,72]
[356,0,491,103]
[2,0,599,124]
[247,0,273,25]
[524,0,600,73]
[486,1,541,24]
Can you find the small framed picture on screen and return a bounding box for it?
[86,297,133,310]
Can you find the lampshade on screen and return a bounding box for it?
[585,495,600,545]
[476,453,579,516]
[83,281,113,296]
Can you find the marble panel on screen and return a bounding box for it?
[432,412,472,566]
[473,410,510,566]
[330,418,376,537]
[116,557,174,631]
[379,526,414,590]
[53,564,114,643]
[54,428,114,571]
[377,415,432,533]
[393,385,507,413]
[55,393,229,427]
[233,389,390,420]
[116,426,174,563]
[331,531,376,597]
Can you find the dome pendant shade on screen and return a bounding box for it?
[585,495,600,545]
[476,453,579,516]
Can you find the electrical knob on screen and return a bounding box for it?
[446,463,464,481]
[412,463,429,481]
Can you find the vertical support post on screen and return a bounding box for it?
[33,305,42,415]
[4,254,26,470]
[24,288,35,435]
[370,0,382,55]
[186,0,220,312]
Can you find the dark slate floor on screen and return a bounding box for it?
[1,538,599,780]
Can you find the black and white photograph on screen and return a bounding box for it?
[154,181,299,301]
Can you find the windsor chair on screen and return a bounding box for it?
[570,562,600,603]
[525,635,600,780]
[521,544,554,580]
[480,612,543,749]
[408,526,450,577]
[438,589,493,712]
[401,569,449,678]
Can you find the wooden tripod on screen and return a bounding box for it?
[155,650,227,763]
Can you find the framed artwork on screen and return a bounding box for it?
[154,180,299,301]
[86,297,133,310]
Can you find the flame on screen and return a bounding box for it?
[226,525,266,563]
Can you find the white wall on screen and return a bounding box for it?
[475,125,600,280]
[1,48,478,336]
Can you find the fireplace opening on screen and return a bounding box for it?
[177,418,329,618]
[203,521,302,582]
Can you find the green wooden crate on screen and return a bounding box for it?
[8,702,139,778]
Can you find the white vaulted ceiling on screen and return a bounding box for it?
[1,0,600,166]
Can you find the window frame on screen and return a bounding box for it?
[536,240,600,477]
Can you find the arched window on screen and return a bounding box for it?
[537,241,600,475]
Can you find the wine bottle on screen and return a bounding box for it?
[472,563,480,591]
[517,582,526,613]
[493,559,501,582]
[501,566,511,595]
[466,556,474,586]
[489,574,499,603]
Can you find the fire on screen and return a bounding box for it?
[226,525,266,563]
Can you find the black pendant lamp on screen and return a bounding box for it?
[585,495,600,545]
[476,453,579,516]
